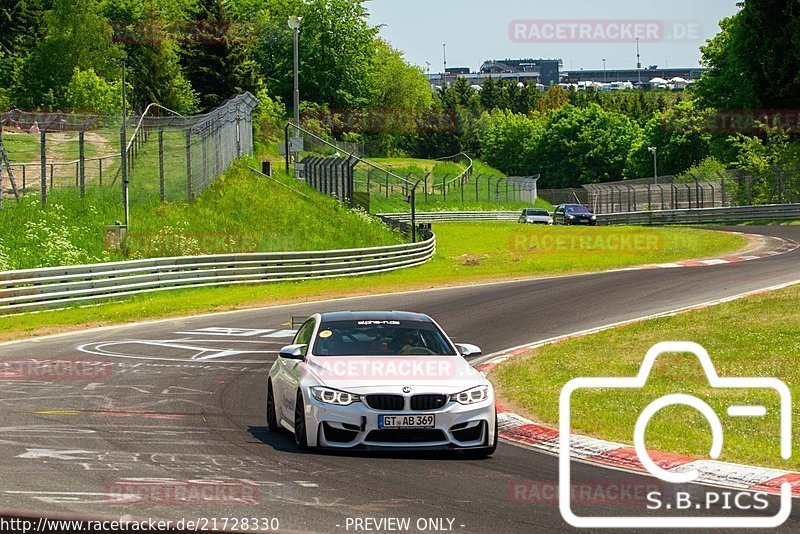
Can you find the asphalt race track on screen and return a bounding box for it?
[1,226,799,533]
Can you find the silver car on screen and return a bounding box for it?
[267,311,497,458]
[519,208,554,225]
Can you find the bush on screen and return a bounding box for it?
[253,88,286,143]
[677,156,727,183]
[65,67,122,114]
[0,239,11,271]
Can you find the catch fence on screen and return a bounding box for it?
[0,93,258,216]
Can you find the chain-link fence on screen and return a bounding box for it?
[283,124,541,216]
[540,167,800,215]
[0,111,124,207]
[0,93,257,216]
[125,93,257,207]
[583,177,729,214]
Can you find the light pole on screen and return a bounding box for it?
[648,146,659,184]
[603,58,607,83]
[288,16,302,131]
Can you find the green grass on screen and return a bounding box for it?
[357,158,550,214]
[0,223,745,341]
[493,283,800,470]
[0,159,403,270]
[2,129,118,163]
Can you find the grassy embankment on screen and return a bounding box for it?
[494,283,800,470]
[0,223,745,341]
[358,157,552,213]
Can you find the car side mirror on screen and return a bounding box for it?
[456,343,482,358]
[279,344,306,360]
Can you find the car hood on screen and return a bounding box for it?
[302,354,488,391]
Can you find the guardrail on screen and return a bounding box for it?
[0,237,436,315]
[597,203,800,225]
[380,211,519,223]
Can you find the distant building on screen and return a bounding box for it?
[427,58,562,90]
[561,67,707,88]
[427,60,704,92]
[479,58,562,87]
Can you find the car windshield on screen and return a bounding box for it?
[566,205,591,214]
[313,320,457,356]
[526,209,549,216]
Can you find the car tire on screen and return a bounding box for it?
[266,380,279,432]
[463,417,498,459]
[294,390,310,450]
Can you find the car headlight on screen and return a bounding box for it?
[451,385,490,405]
[567,215,575,220]
[310,386,361,406]
[591,215,597,220]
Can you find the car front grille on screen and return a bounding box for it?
[365,429,447,443]
[410,394,448,411]
[365,394,404,411]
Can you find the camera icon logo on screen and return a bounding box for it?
[559,341,792,529]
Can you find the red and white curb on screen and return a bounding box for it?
[611,233,798,271]
[476,278,800,498]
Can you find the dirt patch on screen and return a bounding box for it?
[456,254,489,266]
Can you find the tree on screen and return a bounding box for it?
[13,0,121,110]
[476,110,545,176]
[64,67,122,113]
[536,84,569,113]
[625,101,713,179]
[534,104,641,188]
[1,0,46,60]
[103,0,199,113]
[255,0,379,110]
[362,40,433,156]
[369,40,432,111]
[696,1,800,110]
[181,0,262,110]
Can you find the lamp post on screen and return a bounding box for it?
[648,146,659,184]
[602,58,607,84]
[288,16,302,132]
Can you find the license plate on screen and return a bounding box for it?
[379,414,435,429]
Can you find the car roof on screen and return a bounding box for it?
[318,311,433,323]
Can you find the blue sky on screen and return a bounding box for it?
[366,0,740,72]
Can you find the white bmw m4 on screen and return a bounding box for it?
[267,311,497,458]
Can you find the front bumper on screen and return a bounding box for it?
[566,218,597,226]
[308,397,495,449]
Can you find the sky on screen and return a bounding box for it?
[366,0,741,72]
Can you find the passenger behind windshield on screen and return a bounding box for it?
[313,321,457,356]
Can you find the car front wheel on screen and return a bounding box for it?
[294,390,310,450]
[266,380,279,432]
